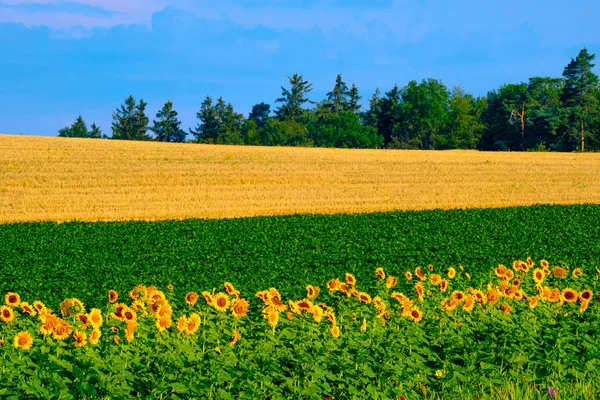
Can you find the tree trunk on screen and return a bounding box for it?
[581,119,585,152]
[520,104,525,151]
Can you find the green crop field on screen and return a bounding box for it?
[2,205,600,398]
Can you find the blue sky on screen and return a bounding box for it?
[1,0,599,136]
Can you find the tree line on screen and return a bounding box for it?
[59,48,600,152]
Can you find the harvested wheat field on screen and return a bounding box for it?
[1,134,600,223]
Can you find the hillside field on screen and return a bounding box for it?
[2,134,600,223]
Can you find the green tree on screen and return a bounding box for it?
[275,74,313,121]
[260,118,310,146]
[58,115,88,138]
[393,79,449,149]
[111,96,150,140]
[152,101,186,143]
[375,85,401,146]
[441,87,485,149]
[561,48,600,151]
[481,84,529,151]
[362,88,381,129]
[526,77,564,150]
[215,97,244,144]
[346,84,362,113]
[190,96,219,142]
[326,74,350,113]
[89,122,102,139]
[248,103,271,128]
[308,110,382,148]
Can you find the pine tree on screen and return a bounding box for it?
[89,123,102,139]
[152,101,186,142]
[561,48,600,151]
[249,103,271,128]
[275,74,313,121]
[346,84,362,113]
[190,96,220,142]
[111,96,150,140]
[58,115,88,138]
[326,74,349,113]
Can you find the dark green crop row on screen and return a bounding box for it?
[1,204,600,308]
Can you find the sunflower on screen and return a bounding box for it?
[404,271,412,281]
[445,267,455,279]
[486,288,500,304]
[113,335,119,345]
[494,265,507,278]
[76,313,90,329]
[268,295,287,312]
[88,308,103,329]
[499,304,511,315]
[5,292,20,307]
[580,299,590,313]
[439,280,449,293]
[360,317,367,332]
[125,322,136,342]
[156,316,172,332]
[327,279,341,292]
[540,259,549,268]
[358,292,372,304]
[73,330,87,347]
[512,278,521,288]
[0,306,15,323]
[185,292,199,306]
[288,300,301,315]
[13,331,33,350]
[331,325,340,338]
[32,301,46,313]
[415,267,426,281]
[286,311,294,320]
[232,298,249,318]
[266,309,279,329]
[451,291,465,303]
[431,274,442,286]
[312,305,324,323]
[228,330,242,347]
[123,309,137,323]
[39,315,57,336]
[339,283,351,297]
[543,267,551,276]
[158,303,173,319]
[17,302,35,317]
[503,269,515,281]
[345,273,357,286]
[529,295,539,309]
[375,268,386,280]
[561,288,578,303]
[415,282,425,301]
[297,299,313,312]
[572,268,583,279]
[463,295,475,312]
[408,307,423,323]
[552,267,568,279]
[201,291,214,306]
[108,290,118,304]
[224,282,237,296]
[306,285,320,300]
[129,284,146,300]
[52,321,72,341]
[325,312,336,325]
[186,313,201,334]
[390,292,406,302]
[580,289,593,302]
[212,293,230,312]
[167,284,174,291]
[381,276,396,289]
[177,316,187,333]
[473,290,486,304]
[88,328,101,345]
[532,268,544,284]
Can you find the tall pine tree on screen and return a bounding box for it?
[111,96,150,140]
[275,74,313,121]
[152,101,186,142]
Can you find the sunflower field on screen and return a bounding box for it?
[2,258,600,399]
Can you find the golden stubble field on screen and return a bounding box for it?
[1,134,600,223]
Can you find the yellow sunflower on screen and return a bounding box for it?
[13,331,33,350]
[32,301,46,313]
[440,280,449,293]
[73,330,87,348]
[345,273,357,286]
[297,299,313,312]
[167,284,174,291]
[375,268,386,280]
[415,267,426,281]
[19,302,36,317]
[358,292,372,304]
[405,271,413,281]
[561,288,578,304]
[228,329,242,347]
[186,313,201,334]
[532,268,544,284]
[486,288,500,304]
[89,328,101,345]
[494,265,507,278]
[88,308,103,329]
[540,259,549,268]
[415,282,425,301]
[306,285,320,300]
[224,282,237,296]
[580,289,593,302]
[326,279,341,292]
[156,316,172,332]
[108,290,118,304]
[232,298,249,318]
[552,267,568,279]
[202,291,214,306]
[503,269,515,281]
[499,304,511,315]
[572,268,583,279]
[266,309,279,329]
[431,274,442,286]
[177,315,187,333]
[52,321,72,341]
[462,295,475,312]
[125,322,136,342]
[5,292,20,307]
[529,295,539,309]
[331,325,340,338]
[312,305,324,323]
[213,293,230,312]
[360,317,367,332]
[123,309,137,323]
[447,267,456,279]
[0,306,15,323]
[185,292,199,306]
[408,307,423,323]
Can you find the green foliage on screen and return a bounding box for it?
[111,96,151,141]
[58,116,102,139]
[151,101,186,143]
[2,205,600,398]
[275,73,313,121]
[308,110,383,148]
[190,96,244,144]
[259,117,311,146]
[440,87,485,149]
